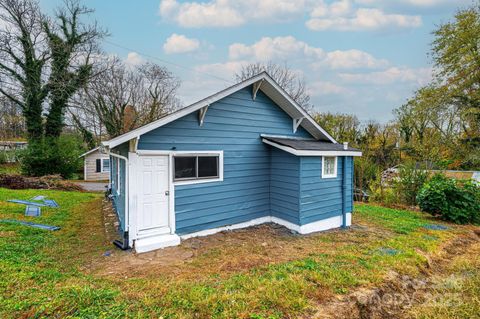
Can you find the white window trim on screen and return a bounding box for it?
[172,151,224,186]
[322,156,338,179]
[100,158,110,173]
[116,157,121,195]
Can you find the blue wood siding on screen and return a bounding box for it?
[111,142,129,231]
[299,156,353,225]
[138,86,311,234]
[270,148,300,224]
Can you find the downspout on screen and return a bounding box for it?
[109,151,130,250]
[342,143,349,229]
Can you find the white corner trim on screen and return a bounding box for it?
[322,156,338,179]
[262,139,362,157]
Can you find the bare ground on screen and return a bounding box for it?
[87,199,480,318]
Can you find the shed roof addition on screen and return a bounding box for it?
[262,136,362,157]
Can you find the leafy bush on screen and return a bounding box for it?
[0,151,7,165]
[417,174,480,224]
[394,163,429,205]
[20,135,84,179]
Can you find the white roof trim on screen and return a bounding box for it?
[102,72,337,149]
[262,139,362,157]
[79,147,100,158]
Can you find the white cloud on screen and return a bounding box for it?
[194,61,247,79]
[308,81,348,96]
[339,67,432,85]
[163,33,200,54]
[229,36,324,61]
[124,52,144,66]
[355,0,470,8]
[159,0,306,28]
[229,36,387,70]
[307,7,421,31]
[319,49,389,69]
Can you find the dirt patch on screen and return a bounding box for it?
[307,229,480,319]
[90,209,385,280]
[0,174,83,191]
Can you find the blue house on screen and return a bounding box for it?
[102,72,362,253]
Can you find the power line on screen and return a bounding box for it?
[104,39,235,84]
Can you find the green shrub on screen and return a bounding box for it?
[417,174,480,224]
[0,151,7,164]
[394,163,429,205]
[20,135,84,179]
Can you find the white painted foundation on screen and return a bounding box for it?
[134,213,352,253]
[180,213,352,240]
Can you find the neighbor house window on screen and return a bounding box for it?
[101,158,110,173]
[174,152,223,185]
[322,156,337,178]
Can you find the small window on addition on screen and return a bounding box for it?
[174,153,222,185]
[322,156,337,178]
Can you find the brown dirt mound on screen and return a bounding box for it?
[308,229,480,319]
[0,174,83,191]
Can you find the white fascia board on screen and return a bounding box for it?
[102,74,268,149]
[262,139,362,157]
[103,72,337,149]
[79,147,99,158]
[260,73,338,144]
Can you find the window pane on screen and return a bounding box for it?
[324,157,335,175]
[175,157,196,179]
[198,156,218,178]
[102,159,110,172]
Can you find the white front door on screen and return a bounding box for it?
[136,155,170,238]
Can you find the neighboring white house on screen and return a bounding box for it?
[80,147,110,181]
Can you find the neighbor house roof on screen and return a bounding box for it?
[79,147,100,158]
[262,135,362,157]
[102,72,338,149]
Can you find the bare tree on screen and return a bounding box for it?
[0,96,25,139]
[71,57,180,139]
[0,0,104,142]
[0,0,49,141]
[235,62,312,111]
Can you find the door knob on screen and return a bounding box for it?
[165,191,170,196]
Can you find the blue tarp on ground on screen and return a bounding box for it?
[0,219,60,231]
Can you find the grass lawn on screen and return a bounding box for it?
[0,163,21,174]
[0,188,478,319]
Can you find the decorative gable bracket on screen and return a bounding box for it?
[198,104,209,126]
[293,118,304,133]
[252,79,264,101]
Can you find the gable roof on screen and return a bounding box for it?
[102,72,337,149]
[79,147,100,158]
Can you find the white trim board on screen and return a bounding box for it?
[180,213,352,241]
[102,72,337,149]
[262,139,362,157]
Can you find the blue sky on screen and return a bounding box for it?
[40,0,472,122]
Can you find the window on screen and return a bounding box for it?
[174,153,223,184]
[101,158,110,173]
[115,158,121,195]
[322,156,337,178]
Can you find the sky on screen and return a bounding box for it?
[39,0,473,122]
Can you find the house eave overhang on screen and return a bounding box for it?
[102,72,338,149]
[262,138,362,157]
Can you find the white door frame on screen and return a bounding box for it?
[128,151,176,246]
